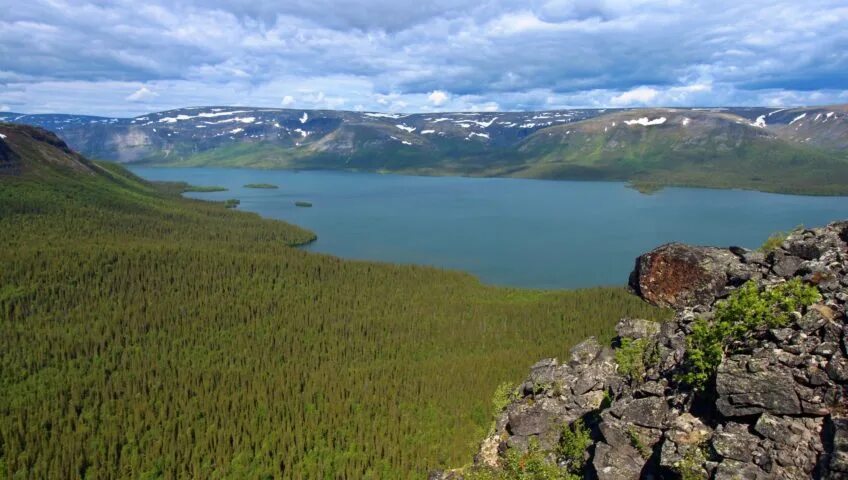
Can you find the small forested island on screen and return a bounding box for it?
[183,184,228,192]
[223,198,240,208]
[150,181,228,194]
[295,200,312,207]
[244,183,279,189]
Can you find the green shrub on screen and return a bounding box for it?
[503,438,576,480]
[679,279,821,390]
[492,382,519,417]
[615,338,647,381]
[558,419,592,473]
[758,225,802,253]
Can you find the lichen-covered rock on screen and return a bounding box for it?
[629,242,754,309]
[444,221,848,480]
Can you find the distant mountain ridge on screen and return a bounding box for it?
[3,104,848,194]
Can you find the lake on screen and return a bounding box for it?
[130,167,848,289]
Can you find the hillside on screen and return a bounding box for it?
[434,223,848,480]
[0,123,667,478]
[514,108,848,194]
[4,105,848,195]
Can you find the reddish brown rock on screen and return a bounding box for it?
[628,243,748,309]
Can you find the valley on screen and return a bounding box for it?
[0,123,667,478]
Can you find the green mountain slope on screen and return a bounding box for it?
[513,109,848,194]
[0,123,667,479]
[6,105,848,194]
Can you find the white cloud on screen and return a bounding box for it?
[2,0,847,116]
[428,90,449,106]
[0,105,9,112]
[126,86,158,102]
[610,87,659,106]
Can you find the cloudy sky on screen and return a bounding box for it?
[1,0,847,116]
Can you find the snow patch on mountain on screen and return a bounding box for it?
[159,111,250,123]
[751,115,767,128]
[365,113,406,119]
[395,124,416,133]
[624,117,667,126]
[299,112,308,124]
[789,113,806,125]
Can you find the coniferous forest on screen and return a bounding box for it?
[0,125,668,479]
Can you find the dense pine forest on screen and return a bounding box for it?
[0,124,668,479]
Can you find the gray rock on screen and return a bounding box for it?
[609,396,671,429]
[615,318,661,340]
[713,459,771,480]
[771,252,803,278]
[716,355,803,416]
[826,356,848,382]
[825,417,848,478]
[659,413,712,470]
[711,423,758,462]
[569,337,603,366]
[593,442,645,480]
[743,250,767,265]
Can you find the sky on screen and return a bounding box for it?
[1,0,847,117]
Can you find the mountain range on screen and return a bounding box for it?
[3,104,848,194]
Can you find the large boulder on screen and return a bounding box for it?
[629,243,752,309]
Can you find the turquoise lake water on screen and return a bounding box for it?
[130,167,848,289]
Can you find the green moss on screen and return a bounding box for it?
[673,444,708,480]
[626,427,651,459]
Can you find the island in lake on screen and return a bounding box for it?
[244,183,278,189]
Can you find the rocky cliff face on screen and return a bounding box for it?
[434,221,848,480]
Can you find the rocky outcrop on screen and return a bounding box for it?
[433,221,848,480]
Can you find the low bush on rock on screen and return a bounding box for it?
[614,337,659,383]
[679,279,821,390]
[558,419,591,474]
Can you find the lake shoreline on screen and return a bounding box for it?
[130,166,848,289]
